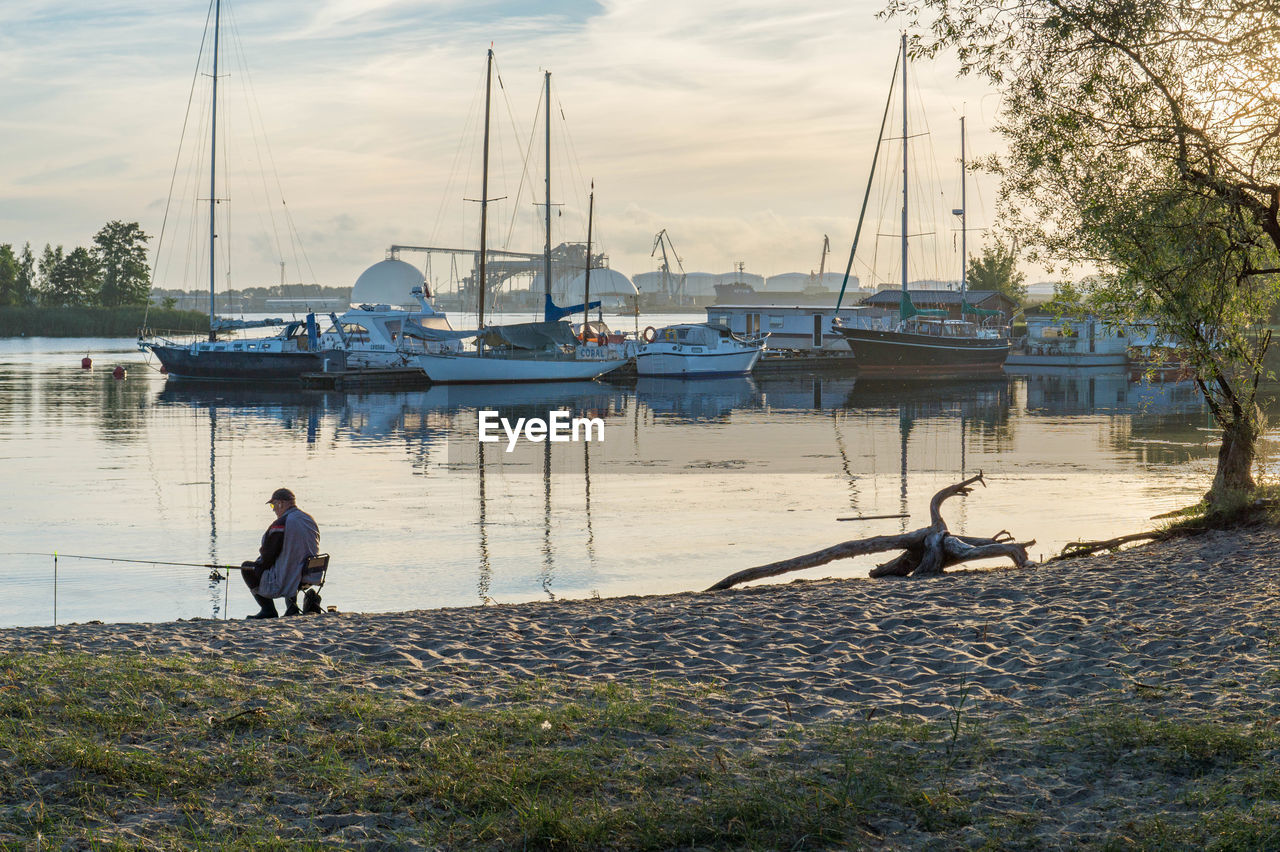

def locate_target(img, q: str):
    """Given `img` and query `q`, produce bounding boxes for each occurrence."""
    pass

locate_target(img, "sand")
[2,526,1278,726]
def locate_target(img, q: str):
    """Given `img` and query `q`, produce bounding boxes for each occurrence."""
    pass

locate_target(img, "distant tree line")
[0,221,151,308]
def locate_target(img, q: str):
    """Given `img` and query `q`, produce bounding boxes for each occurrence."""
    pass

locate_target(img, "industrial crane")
[814,234,830,279]
[806,234,831,294]
[650,229,687,302]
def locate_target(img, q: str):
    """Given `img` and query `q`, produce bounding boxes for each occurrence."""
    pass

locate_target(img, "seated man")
[241,487,320,619]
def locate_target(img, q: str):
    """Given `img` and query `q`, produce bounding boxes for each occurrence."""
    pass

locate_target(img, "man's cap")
[268,488,296,504]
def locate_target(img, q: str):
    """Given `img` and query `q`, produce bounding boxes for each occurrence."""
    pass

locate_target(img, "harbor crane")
[650,229,687,302]
[812,234,830,280]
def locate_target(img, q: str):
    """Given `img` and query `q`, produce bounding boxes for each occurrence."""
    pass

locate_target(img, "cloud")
[0,0,1007,288]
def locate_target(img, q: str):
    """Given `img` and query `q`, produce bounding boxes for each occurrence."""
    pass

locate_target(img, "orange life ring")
[642,326,657,343]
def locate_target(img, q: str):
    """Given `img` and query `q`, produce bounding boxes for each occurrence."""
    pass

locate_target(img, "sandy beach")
[4,526,1278,726]
[4,526,1280,847]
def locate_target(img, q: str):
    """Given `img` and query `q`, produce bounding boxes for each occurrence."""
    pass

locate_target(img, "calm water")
[0,329,1242,628]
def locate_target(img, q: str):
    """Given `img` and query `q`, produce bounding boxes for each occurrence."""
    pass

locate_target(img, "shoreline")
[4,525,1278,725]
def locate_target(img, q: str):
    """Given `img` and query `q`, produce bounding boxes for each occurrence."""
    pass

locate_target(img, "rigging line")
[429,63,486,250]
[554,94,592,245]
[493,53,528,248]
[226,4,286,286]
[147,0,216,322]
[836,43,900,310]
[504,81,544,252]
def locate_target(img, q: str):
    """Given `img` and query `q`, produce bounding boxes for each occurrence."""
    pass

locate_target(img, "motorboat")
[320,287,464,369]
[635,323,765,377]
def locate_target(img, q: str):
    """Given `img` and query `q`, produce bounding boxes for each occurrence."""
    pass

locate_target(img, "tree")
[16,243,36,306]
[37,244,64,304]
[93,220,151,307]
[40,245,100,307]
[0,244,16,307]
[967,240,1026,304]
[889,0,1280,510]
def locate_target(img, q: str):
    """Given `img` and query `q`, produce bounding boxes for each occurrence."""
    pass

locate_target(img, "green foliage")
[0,244,17,307]
[891,0,1280,505]
[93,221,151,307]
[12,223,153,310]
[41,246,101,307]
[967,240,1026,304]
[16,243,36,306]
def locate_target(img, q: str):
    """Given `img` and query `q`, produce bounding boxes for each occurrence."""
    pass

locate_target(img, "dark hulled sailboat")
[833,36,1010,375]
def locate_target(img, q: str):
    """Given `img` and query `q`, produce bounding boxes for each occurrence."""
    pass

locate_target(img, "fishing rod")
[3,552,242,581]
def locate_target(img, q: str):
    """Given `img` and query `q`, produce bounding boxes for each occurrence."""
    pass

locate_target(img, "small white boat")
[635,323,765,377]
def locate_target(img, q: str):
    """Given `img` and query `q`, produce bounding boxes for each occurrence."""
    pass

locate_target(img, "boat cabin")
[321,304,461,357]
[654,323,743,347]
[706,304,888,351]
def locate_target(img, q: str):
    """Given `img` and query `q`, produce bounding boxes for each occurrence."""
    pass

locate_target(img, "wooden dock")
[300,367,432,391]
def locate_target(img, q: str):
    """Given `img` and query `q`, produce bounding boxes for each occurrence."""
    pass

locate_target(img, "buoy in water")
[112,366,126,380]
[81,356,92,369]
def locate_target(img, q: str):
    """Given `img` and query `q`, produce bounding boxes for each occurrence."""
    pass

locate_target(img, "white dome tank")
[351,259,426,307]
[554,268,639,306]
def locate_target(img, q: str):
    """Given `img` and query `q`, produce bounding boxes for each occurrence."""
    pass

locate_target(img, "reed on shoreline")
[0,306,207,338]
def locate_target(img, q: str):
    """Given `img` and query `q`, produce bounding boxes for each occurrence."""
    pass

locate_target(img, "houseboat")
[705,304,888,351]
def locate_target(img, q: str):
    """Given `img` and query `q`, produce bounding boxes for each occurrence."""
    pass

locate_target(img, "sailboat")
[412,54,628,384]
[138,0,346,381]
[833,35,1010,375]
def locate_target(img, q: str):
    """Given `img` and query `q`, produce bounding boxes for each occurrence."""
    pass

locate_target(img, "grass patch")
[3,652,1280,848]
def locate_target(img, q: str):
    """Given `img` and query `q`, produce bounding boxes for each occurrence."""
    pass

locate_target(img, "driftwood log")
[1051,531,1164,561]
[707,472,1035,591]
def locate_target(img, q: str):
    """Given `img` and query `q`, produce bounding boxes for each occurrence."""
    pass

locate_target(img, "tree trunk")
[1208,411,1259,509]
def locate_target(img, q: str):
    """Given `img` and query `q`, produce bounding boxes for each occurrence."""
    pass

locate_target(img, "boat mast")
[208,0,222,341]
[900,32,908,310]
[960,114,967,305]
[544,71,552,303]
[478,48,493,329]
[584,182,594,333]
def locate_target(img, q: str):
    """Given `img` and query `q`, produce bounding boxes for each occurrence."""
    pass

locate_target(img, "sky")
[0,0,1012,294]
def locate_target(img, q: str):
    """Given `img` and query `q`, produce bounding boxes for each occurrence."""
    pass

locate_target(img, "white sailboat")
[414,53,627,384]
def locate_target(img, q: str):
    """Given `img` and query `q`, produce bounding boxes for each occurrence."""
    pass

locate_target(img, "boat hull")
[415,353,627,384]
[634,346,762,377]
[836,327,1009,374]
[145,344,347,381]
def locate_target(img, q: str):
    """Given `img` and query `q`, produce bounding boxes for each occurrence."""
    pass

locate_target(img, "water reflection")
[634,376,759,421]
[1011,365,1202,415]
[0,340,1234,627]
